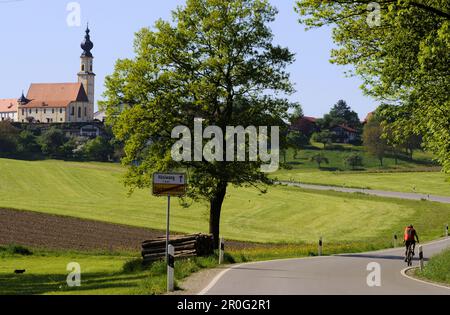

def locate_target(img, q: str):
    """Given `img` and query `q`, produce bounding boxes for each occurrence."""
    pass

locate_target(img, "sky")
[0,0,377,119]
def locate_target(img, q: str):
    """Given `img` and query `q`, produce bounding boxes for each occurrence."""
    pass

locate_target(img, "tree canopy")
[321,100,361,130]
[296,0,450,172]
[102,0,296,245]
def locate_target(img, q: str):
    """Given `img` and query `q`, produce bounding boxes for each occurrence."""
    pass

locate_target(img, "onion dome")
[81,25,94,58]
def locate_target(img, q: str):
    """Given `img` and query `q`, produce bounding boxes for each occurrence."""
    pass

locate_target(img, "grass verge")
[414,248,450,285]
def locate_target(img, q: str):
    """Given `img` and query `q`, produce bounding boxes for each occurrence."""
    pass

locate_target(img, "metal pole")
[166,194,170,262]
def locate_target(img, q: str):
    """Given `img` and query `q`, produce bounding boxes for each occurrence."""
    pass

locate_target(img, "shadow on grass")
[0,271,147,295]
[318,167,341,171]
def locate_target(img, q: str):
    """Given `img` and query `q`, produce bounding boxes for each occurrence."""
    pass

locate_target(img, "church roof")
[0,99,18,113]
[22,83,89,108]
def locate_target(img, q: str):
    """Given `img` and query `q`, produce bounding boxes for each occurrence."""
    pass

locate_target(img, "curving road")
[201,238,450,295]
[278,181,450,204]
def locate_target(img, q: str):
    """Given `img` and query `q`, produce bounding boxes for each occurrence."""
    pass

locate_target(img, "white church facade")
[0,27,96,124]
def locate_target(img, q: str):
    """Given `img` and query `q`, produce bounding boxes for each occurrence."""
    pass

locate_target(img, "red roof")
[23,83,88,108]
[0,99,18,113]
[335,124,357,133]
[303,116,317,123]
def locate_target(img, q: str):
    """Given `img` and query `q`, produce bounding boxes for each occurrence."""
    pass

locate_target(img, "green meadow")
[0,158,449,244]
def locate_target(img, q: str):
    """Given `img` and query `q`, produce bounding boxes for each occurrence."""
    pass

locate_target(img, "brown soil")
[0,208,275,252]
[0,208,164,252]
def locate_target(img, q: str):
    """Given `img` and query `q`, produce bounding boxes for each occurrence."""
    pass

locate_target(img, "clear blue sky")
[0,0,377,119]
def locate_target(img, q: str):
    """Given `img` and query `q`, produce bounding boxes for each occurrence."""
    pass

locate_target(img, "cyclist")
[404,225,419,262]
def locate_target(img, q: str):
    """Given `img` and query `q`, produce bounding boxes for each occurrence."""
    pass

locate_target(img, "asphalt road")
[202,238,450,295]
[279,181,450,204]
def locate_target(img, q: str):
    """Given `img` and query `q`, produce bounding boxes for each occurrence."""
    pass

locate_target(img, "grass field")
[415,248,450,285]
[1,158,449,244]
[274,170,450,196]
[0,245,221,295]
[283,143,437,171]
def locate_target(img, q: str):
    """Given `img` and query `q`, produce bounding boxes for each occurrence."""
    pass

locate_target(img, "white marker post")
[318,236,323,256]
[167,244,174,292]
[219,237,225,264]
[418,245,424,271]
[393,234,398,248]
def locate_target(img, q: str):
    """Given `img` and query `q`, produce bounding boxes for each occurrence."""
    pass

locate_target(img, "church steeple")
[78,24,95,122]
[80,24,94,58]
[18,91,30,105]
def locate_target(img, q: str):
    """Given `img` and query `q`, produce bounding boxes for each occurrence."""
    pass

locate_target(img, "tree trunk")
[209,181,228,249]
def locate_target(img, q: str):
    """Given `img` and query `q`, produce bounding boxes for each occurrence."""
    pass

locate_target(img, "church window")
[71,107,74,116]
[82,64,85,71]
[78,107,81,118]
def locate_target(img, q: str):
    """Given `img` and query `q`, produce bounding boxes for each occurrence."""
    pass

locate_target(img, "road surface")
[278,181,450,204]
[201,238,450,295]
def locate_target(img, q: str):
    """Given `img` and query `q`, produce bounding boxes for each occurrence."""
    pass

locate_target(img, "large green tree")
[322,100,361,130]
[296,0,450,172]
[102,0,295,246]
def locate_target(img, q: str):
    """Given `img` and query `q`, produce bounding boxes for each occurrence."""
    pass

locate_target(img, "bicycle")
[405,242,415,266]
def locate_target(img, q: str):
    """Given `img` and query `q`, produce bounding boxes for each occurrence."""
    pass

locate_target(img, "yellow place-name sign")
[152,173,187,197]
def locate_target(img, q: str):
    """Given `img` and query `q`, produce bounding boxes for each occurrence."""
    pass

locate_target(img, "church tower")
[78,25,95,121]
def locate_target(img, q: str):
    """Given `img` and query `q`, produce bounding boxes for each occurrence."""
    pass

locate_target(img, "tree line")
[0,121,122,162]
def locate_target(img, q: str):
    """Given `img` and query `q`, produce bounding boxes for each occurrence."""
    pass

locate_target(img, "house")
[0,99,18,121]
[94,110,106,122]
[290,116,319,136]
[330,125,358,144]
[2,26,96,124]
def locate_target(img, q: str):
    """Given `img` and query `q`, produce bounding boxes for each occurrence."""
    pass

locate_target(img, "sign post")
[152,173,186,292]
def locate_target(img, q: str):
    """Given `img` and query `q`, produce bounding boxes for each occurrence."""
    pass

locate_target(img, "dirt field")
[0,208,266,252]
[0,208,168,251]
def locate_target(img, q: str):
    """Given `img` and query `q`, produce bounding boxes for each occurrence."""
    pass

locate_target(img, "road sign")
[152,173,186,197]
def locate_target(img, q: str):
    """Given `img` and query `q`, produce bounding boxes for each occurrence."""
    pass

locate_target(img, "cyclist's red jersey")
[404,227,416,241]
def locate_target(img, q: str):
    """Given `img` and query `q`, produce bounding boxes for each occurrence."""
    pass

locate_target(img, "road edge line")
[401,267,450,291]
[198,263,244,295]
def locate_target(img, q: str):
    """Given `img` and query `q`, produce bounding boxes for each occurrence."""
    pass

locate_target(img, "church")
[0,27,95,123]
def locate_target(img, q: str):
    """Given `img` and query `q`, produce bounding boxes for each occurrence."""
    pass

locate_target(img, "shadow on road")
[337,254,429,262]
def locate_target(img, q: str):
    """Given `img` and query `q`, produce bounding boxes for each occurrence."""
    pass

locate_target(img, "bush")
[122,258,145,273]
[83,137,113,161]
[310,153,329,168]
[0,245,33,256]
[0,121,19,156]
[37,127,67,157]
[344,153,363,170]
